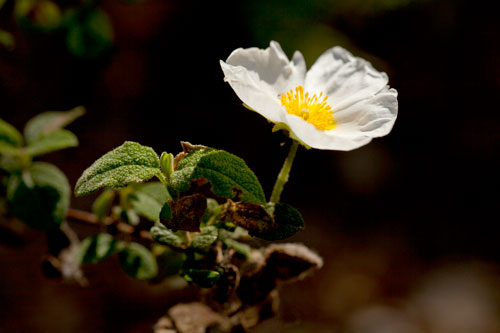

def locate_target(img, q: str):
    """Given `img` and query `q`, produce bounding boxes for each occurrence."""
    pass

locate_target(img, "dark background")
[1,0,499,331]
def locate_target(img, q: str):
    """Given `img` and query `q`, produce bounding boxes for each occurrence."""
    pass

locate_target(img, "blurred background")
[1,0,499,331]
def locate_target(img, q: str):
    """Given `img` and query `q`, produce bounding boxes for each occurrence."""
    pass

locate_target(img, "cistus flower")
[220,41,398,151]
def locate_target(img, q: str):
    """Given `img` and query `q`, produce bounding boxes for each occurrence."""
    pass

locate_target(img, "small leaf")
[24,106,85,144]
[160,152,174,179]
[170,148,266,205]
[159,202,172,221]
[221,201,305,240]
[0,141,21,156]
[76,233,118,264]
[7,162,70,231]
[0,29,15,50]
[66,8,113,58]
[181,269,220,288]
[91,189,115,220]
[75,141,160,196]
[0,118,23,147]
[118,242,158,280]
[224,239,251,258]
[151,222,183,247]
[24,129,78,157]
[254,202,305,240]
[131,182,170,222]
[191,226,218,251]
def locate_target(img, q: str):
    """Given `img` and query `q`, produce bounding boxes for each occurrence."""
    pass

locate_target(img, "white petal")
[220,41,306,123]
[285,114,372,151]
[333,87,398,137]
[305,46,389,111]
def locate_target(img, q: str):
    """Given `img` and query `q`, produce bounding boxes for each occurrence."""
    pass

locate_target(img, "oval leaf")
[131,182,170,222]
[171,148,265,204]
[91,189,115,220]
[7,162,70,231]
[24,129,78,157]
[118,242,158,280]
[76,233,118,264]
[150,222,183,247]
[0,118,23,147]
[75,141,160,196]
[191,226,218,251]
[24,107,85,144]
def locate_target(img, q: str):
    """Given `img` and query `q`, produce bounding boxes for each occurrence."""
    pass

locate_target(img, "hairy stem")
[270,140,299,203]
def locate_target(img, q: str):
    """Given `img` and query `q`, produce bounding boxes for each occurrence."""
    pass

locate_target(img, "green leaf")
[0,29,15,50]
[76,233,118,264]
[0,118,23,147]
[0,142,21,156]
[171,148,266,205]
[159,202,172,221]
[223,238,251,258]
[253,202,305,240]
[24,129,78,157]
[160,152,174,179]
[118,242,158,280]
[91,189,115,220]
[7,162,70,231]
[181,269,220,288]
[191,226,217,251]
[131,182,170,222]
[66,8,113,58]
[23,106,85,144]
[150,222,183,247]
[75,141,160,196]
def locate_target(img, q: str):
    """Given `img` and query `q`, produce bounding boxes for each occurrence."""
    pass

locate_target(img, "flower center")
[280,86,336,131]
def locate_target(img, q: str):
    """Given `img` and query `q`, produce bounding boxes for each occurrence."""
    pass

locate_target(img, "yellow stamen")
[280,86,336,131]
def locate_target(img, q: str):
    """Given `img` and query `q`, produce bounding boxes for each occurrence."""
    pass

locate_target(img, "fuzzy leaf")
[7,162,70,231]
[0,118,23,147]
[181,269,220,288]
[191,226,218,251]
[254,202,305,240]
[131,182,170,222]
[224,238,251,258]
[24,129,78,156]
[151,222,183,247]
[170,148,265,205]
[76,233,118,264]
[23,107,85,144]
[221,201,304,240]
[118,242,158,280]
[91,189,115,220]
[75,141,160,196]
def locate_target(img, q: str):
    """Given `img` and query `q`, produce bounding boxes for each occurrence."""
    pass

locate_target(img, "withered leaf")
[163,193,206,232]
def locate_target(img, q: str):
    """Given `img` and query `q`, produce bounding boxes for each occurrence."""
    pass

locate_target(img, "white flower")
[220,41,398,151]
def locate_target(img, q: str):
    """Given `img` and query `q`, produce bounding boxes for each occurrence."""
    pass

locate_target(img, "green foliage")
[23,107,85,144]
[191,226,218,251]
[171,148,266,205]
[151,222,183,247]
[66,8,114,58]
[15,0,62,31]
[131,182,170,222]
[76,233,118,264]
[0,118,23,147]
[160,152,174,179]
[91,189,115,220]
[24,129,78,157]
[0,29,14,49]
[181,269,220,288]
[74,141,161,196]
[252,202,305,240]
[223,238,251,258]
[7,162,70,231]
[118,242,158,280]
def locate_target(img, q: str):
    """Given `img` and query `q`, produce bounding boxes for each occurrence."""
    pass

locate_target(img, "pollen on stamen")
[280,86,336,131]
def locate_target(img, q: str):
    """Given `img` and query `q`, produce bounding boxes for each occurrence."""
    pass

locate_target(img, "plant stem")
[270,140,299,203]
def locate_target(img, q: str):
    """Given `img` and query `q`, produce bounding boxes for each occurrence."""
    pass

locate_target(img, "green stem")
[270,140,299,203]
